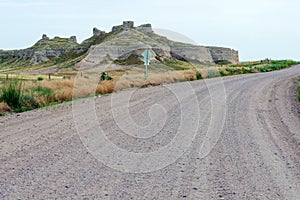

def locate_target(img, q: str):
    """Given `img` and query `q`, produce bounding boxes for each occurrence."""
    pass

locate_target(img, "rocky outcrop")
[209,47,239,64]
[0,34,88,65]
[136,24,153,34]
[123,21,134,29]
[112,21,153,33]
[42,34,49,40]
[30,51,50,64]
[0,21,239,67]
[69,36,77,43]
[93,27,105,36]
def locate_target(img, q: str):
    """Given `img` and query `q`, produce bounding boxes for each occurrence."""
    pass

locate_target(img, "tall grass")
[0,78,23,109]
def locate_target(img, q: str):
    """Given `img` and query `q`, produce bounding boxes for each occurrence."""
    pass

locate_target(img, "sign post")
[142,49,152,79]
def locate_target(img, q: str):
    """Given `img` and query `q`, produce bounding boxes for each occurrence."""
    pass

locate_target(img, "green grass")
[219,60,300,76]
[0,77,58,113]
[259,60,299,72]
[163,58,194,70]
[0,78,23,109]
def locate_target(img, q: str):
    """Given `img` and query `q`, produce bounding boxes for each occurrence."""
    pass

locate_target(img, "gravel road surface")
[1,65,300,199]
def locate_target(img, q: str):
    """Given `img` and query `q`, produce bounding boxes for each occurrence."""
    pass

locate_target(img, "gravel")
[1,65,300,199]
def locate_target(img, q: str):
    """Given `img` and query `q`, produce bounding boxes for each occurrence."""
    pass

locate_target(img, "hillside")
[0,21,239,73]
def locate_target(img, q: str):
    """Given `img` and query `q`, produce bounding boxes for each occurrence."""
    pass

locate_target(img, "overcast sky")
[0,0,299,61]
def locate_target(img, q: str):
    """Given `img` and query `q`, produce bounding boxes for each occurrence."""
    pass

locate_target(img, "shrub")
[37,77,44,81]
[0,78,23,109]
[196,71,202,80]
[226,67,240,74]
[219,70,227,76]
[207,70,220,78]
[100,72,113,81]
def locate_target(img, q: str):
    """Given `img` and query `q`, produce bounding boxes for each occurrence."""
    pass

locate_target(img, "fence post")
[48,74,51,80]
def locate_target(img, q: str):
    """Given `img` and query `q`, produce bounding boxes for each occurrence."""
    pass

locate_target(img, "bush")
[37,77,44,81]
[0,78,23,109]
[207,70,220,78]
[219,70,227,76]
[226,67,240,74]
[100,72,113,81]
[196,71,202,80]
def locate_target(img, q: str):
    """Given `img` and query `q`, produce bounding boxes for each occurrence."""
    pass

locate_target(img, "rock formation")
[0,21,239,67]
[80,21,239,67]
[93,27,105,36]
[69,36,77,43]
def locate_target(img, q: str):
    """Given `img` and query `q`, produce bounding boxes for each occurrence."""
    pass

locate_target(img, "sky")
[0,0,299,61]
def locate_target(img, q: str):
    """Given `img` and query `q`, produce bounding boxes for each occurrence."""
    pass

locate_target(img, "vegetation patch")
[0,78,23,109]
[0,59,299,115]
[114,54,143,65]
[163,58,194,70]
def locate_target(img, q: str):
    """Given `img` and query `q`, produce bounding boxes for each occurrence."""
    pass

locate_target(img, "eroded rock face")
[170,46,213,63]
[209,47,239,64]
[30,51,50,64]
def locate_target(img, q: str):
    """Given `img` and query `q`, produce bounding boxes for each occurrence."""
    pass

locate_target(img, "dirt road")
[1,65,300,199]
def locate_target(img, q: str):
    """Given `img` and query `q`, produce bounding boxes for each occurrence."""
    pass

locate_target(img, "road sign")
[141,49,152,79]
[142,49,152,60]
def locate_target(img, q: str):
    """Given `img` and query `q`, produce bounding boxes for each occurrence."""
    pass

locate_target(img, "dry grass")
[0,101,11,114]
[1,69,201,113]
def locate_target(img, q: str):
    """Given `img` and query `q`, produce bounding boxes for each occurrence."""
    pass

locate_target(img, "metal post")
[145,63,148,79]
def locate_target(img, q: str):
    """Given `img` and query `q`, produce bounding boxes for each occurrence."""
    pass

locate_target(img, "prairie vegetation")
[0,59,299,114]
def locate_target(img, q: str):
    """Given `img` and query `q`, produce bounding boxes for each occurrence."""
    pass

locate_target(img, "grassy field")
[0,59,299,115]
